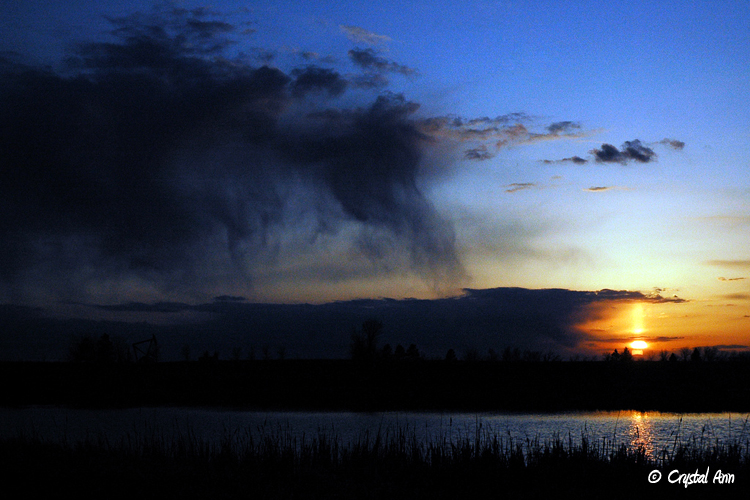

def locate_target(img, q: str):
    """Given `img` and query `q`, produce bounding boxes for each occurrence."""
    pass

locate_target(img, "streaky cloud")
[340,25,392,45]
[505,183,536,193]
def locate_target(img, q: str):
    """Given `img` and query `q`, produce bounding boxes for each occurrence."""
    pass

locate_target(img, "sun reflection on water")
[626,411,656,460]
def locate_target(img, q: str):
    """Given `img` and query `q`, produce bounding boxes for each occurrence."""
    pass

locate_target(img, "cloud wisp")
[340,25,392,45]
[419,115,586,161]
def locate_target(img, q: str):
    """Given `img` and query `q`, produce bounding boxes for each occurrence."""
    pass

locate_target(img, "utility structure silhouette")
[132,334,159,363]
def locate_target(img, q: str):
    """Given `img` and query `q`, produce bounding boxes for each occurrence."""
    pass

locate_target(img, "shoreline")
[3,359,750,412]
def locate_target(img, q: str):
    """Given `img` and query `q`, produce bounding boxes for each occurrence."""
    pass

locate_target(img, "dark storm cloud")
[591,140,656,164]
[73,287,686,360]
[0,8,465,297]
[290,66,348,96]
[0,286,689,360]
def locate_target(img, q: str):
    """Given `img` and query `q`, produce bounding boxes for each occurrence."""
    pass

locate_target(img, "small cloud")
[591,140,656,164]
[348,48,416,76]
[540,156,588,165]
[718,277,746,281]
[707,260,750,268]
[565,156,588,164]
[340,25,392,45]
[584,186,613,192]
[505,183,535,193]
[658,138,685,150]
[721,293,750,301]
[464,145,494,161]
[546,121,581,134]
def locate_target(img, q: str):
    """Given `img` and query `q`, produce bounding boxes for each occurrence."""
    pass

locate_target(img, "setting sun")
[630,340,648,356]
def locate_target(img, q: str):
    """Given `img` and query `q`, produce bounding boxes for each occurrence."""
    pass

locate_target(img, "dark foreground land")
[2,414,749,499]
[3,360,750,498]
[3,359,750,411]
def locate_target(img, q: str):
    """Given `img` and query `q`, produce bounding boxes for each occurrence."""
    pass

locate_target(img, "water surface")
[2,407,748,459]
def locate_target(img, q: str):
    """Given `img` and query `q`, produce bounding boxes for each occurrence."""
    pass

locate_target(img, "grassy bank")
[3,421,749,499]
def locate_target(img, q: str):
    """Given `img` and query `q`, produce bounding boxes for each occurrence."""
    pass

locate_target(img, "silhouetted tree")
[502,346,521,363]
[199,350,219,362]
[405,343,420,361]
[69,334,119,364]
[522,350,541,363]
[464,348,480,362]
[445,349,457,362]
[659,350,670,362]
[680,347,692,362]
[277,345,286,360]
[487,348,499,362]
[542,351,562,363]
[231,346,243,361]
[691,347,702,363]
[350,319,383,364]
[702,346,719,362]
[669,353,678,363]
[381,343,393,360]
[181,343,192,361]
[394,344,405,360]
[621,347,633,362]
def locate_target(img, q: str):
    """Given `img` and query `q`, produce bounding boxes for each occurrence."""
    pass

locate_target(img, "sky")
[1,0,749,360]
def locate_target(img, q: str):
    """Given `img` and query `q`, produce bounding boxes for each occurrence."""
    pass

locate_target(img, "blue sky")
[1,0,749,357]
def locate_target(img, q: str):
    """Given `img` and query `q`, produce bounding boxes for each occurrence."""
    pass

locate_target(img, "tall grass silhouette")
[3,417,749,498]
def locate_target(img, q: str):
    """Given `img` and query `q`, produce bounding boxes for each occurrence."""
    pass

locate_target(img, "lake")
[2,407,749,461]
